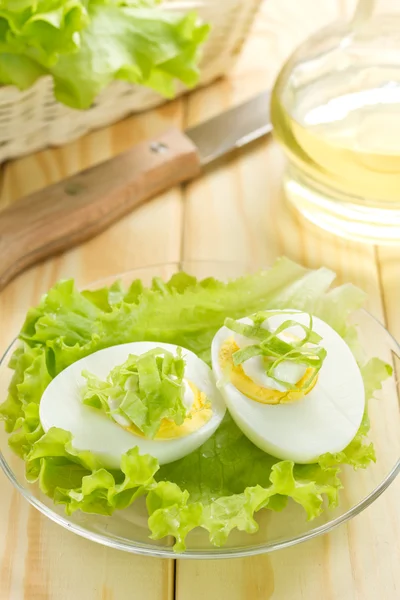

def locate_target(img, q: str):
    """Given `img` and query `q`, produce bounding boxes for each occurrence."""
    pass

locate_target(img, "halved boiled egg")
[40,342,226,468]
[211,310,365,463]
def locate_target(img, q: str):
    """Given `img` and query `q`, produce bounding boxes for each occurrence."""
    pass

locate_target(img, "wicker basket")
[0,0,262,162]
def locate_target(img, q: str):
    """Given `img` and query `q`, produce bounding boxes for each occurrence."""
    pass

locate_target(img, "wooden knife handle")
[0,128,201,291]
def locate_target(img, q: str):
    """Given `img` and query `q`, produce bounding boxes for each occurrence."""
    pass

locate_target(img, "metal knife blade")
[186,90,272,165]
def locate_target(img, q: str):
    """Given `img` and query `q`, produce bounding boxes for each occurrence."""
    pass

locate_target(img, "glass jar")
[271,0,400,244]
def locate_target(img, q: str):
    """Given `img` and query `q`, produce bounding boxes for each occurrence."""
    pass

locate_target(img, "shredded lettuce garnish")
[0,257,393,552]
[225,312,327,391]
[82,348,187,438]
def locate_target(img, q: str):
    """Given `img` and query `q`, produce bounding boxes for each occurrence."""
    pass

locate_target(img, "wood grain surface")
[0,1,399,599]
[0,128,200,291]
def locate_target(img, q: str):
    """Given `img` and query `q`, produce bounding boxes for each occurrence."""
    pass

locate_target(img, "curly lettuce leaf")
[153,413,343,548]
[27,427,159,514]
[0,257,393,551]
[0,53,47,87]
[0,0,89,68]
[51,4,209,108]
[147,481,203,552]
[0,0,209,108]
[19,257,342,374]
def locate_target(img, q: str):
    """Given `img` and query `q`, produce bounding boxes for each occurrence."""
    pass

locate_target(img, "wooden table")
[1,1,399,598]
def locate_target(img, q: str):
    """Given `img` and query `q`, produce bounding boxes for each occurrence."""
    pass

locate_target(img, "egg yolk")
[124,381,212,440]
[219,339,318,405]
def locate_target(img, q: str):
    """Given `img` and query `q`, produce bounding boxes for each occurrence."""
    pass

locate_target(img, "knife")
[0,90,272,291]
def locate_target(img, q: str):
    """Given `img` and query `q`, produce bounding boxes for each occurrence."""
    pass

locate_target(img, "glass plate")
[0,261,399,559]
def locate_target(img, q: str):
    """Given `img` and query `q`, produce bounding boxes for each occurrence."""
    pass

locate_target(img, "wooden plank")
[376,246,400,346]
[0,102,183,600]
[0,127,201,291]
[177,0,400,598]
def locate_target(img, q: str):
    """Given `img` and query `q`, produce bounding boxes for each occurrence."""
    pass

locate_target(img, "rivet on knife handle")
[0,128,201,291]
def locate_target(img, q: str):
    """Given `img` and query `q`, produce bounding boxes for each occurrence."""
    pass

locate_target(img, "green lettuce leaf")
[26,427,159,515]
[51,4,209,109]
[147,481,203,552]
[19,257,341,374]
[0,0,209,108]
[0,258,393,551]
[0,53,47,87]
[0,1,88,63]
[153,412,343,548]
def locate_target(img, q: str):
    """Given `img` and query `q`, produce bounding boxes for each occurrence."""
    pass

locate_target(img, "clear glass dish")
[0,261,399,558]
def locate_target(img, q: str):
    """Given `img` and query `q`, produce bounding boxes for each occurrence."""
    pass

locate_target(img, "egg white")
[40,341,226,468]
[211,310,365,463]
